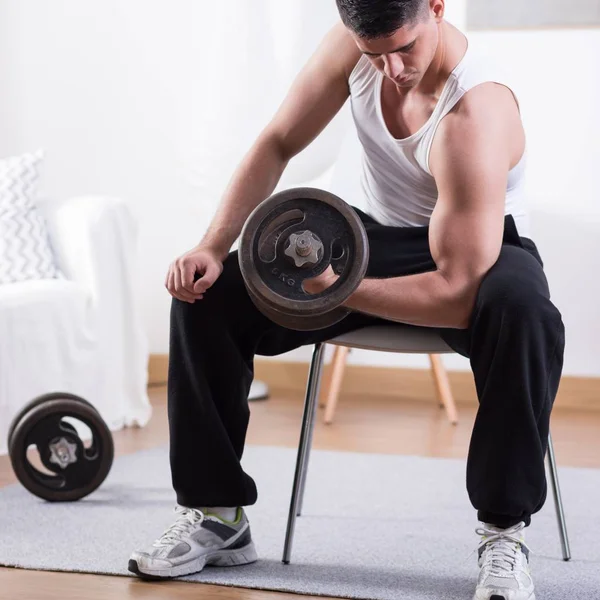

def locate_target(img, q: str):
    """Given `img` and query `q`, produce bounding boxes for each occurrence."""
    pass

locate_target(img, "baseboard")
[148,354,600,412]
[148,354,169,386]
[253,359,480,405]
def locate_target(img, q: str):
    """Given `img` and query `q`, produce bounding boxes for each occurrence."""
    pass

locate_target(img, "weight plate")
[9,398,114,502]
[246,279,351,330]
[239,188,369,329]
[8,392,101,451]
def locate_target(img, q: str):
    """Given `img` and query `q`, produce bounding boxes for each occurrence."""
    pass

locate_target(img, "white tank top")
[348,44,530,237]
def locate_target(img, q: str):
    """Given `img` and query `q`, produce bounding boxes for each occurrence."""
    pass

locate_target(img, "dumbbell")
[239,187,369,331]
[8,392,114,501]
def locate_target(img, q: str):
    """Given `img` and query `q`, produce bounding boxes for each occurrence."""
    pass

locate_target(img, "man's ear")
[431,0,445,22]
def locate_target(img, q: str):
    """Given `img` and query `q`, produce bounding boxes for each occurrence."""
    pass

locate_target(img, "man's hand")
[302,265,338,295]
[165,245,224,303]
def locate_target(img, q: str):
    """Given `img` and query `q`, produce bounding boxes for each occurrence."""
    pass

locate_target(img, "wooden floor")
[2,383,599,599]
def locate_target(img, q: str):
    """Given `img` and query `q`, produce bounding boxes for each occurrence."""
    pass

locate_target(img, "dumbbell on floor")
[8,392,114,502]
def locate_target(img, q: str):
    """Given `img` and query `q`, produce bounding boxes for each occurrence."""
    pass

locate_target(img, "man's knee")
[170,252,246,321]
[493,286,559,320]
[474,244,562,322]
[476,273,564,335]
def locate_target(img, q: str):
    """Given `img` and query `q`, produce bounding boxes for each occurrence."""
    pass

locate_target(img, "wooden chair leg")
[322,345,350,425]
[319,344,342,408]
[429,354,458,425]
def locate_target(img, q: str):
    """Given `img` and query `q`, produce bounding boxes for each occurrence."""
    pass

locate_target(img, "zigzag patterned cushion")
[0,150,62,284]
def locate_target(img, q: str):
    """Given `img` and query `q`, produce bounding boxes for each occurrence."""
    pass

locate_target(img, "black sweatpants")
[167,210,565,529]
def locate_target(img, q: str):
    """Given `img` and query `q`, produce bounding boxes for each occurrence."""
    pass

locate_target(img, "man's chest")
[379,79,440,140]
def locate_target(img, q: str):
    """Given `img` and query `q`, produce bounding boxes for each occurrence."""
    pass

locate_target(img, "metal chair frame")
[282,341,572,564]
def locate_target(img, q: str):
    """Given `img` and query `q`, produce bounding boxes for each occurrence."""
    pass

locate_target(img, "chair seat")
[330,324,454,354]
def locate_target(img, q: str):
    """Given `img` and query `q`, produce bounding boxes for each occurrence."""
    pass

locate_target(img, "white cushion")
[0,278,88,308]
[0,150,62,285]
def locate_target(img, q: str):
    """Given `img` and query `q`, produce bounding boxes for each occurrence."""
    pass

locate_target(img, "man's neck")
[412,21,467,99]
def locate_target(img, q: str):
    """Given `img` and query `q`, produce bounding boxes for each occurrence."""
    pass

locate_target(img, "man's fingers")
[168,269,189,302]
[193,262,221,294]
[166,269,175,294]
[174,267,198,303]
[181,261,198,293]
[166,249,222,302]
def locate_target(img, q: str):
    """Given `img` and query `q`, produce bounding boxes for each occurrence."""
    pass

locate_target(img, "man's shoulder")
[325,22,363,83]
[451,82,520,121]
[431,82,525,178]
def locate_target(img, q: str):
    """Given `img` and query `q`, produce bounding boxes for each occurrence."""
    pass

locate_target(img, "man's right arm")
[199,21,361,261]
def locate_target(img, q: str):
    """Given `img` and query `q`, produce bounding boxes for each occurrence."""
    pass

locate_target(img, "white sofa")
[0,195,152,455]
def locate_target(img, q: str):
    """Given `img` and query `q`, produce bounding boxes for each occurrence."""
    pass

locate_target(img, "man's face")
[351,12,439,89]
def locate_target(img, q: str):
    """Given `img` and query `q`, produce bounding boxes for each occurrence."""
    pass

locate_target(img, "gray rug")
[0,444,598,599]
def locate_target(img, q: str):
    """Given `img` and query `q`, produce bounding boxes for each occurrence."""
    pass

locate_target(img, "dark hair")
[336,0,428,39]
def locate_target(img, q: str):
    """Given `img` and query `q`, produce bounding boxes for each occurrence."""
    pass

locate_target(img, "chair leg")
[323,345,350,425]
[297,346,327,516]
[282,342,326,565]
[428,354,459,425]
[546,432,572,561]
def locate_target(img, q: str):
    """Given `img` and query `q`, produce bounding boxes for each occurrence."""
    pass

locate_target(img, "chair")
[320,346,458,425]
[282,324,572,564]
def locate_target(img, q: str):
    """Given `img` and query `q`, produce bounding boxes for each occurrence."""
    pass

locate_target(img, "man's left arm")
[337,84,522,329]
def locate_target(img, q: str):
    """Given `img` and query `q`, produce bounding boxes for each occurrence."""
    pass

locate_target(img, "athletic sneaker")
[473,521,535,600]
[128,506,257,579]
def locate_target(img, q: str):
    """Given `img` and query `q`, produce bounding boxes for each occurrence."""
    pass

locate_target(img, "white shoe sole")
[129,541,258,579]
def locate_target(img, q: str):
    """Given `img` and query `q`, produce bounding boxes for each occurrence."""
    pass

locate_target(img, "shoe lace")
[153,506,205,548]
[474,522,531,578]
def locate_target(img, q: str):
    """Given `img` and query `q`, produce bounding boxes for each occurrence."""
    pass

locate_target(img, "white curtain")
[0,0,354,354]
[109,0,349,206]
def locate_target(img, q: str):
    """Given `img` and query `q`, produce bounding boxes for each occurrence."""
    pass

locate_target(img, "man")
[129,1,565,599]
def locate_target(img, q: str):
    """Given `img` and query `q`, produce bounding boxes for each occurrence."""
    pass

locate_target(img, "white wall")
[1,1,598,376]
